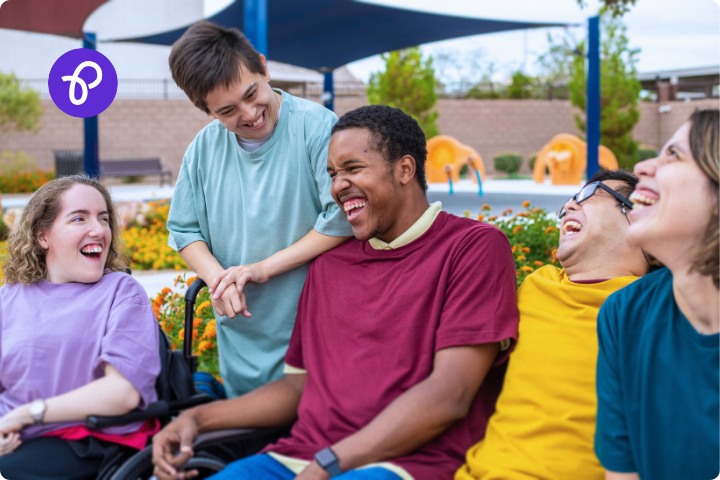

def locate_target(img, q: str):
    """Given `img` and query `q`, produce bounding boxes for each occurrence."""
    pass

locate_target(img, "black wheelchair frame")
[90,278,289,480]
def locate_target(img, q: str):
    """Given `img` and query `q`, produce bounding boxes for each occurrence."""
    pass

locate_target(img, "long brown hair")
[688,109,719,288]
[2,175,128,285]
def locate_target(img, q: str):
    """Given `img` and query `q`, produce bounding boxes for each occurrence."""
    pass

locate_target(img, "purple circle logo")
[49,48,118,118]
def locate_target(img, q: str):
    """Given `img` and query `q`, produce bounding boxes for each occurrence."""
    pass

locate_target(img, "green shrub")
[528,153,538,171]
[494,152,523,175]
[636,148,657,162]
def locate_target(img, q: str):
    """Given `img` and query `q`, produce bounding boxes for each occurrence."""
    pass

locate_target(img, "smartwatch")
[315,447,343,478]
[29,399,46,425]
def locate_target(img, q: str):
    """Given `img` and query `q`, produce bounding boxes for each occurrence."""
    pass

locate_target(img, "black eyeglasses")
[557,181,634,219]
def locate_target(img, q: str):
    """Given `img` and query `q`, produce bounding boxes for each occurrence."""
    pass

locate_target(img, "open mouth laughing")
[629,190,659,210]
[80,244,103,260]
[562,219,583,236]
[343,198,367,221]
[244,110,266,130]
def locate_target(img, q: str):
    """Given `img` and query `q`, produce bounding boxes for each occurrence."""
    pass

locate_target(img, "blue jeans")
[208,453,402,480]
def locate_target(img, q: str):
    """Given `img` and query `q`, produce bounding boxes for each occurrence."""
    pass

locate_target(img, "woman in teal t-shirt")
[595,109,719,480]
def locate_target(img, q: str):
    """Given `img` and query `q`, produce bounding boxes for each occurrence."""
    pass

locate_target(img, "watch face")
[316,448,335,466]
[30,400,44,416]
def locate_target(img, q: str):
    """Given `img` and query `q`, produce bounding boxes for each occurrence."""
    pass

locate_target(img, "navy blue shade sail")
[113,0,566,70]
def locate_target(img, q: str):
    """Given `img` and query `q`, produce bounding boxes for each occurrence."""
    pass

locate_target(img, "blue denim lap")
[207,454,402,480]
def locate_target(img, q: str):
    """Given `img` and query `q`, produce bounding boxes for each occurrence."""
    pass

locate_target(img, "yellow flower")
[196,301,212,316]
[521,266,534,273]
[522,200,531,208]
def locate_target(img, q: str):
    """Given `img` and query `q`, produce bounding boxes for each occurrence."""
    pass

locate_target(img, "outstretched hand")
[152,413,199,480]
[208,263,270,319]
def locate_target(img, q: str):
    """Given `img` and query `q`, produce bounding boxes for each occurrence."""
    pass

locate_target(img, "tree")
[576,0,637,17]
[368,47,440,138]
[570,15,642,170]
[0,72,43,146]
[508,70,536,99]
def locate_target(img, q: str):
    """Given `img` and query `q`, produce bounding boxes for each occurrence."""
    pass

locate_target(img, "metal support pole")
[586,16,601,180]
[83,32,100,178]
[322,71,334,112]
[244,0,268,56]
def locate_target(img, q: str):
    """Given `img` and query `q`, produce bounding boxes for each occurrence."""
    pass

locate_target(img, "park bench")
[100,158,173,186]
[53,151,173,186]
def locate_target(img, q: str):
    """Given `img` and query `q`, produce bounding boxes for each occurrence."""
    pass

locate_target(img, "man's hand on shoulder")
[209,263,271,318]
[152,412,200,480]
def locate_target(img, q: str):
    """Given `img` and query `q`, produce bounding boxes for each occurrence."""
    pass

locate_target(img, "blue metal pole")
[244,0,268,56]
[475,169,483,197]
[586,16,601,180]
[83,32,99,178]
[322,71,334,111]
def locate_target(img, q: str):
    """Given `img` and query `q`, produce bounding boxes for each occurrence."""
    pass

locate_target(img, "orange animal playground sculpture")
[426,135,486,185]
[533,134,619,185]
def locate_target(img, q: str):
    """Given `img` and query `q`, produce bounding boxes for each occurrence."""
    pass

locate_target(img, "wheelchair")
[92,278,290,479]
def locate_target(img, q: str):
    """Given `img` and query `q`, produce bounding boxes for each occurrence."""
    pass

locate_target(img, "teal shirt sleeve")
[304,110,353,237]
[167,149,209,252]
[595,296,636,473]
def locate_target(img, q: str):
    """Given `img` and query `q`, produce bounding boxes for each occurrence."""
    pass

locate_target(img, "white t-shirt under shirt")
[236,103,282,152]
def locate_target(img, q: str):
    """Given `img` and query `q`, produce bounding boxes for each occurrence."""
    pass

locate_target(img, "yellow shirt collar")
[368,202,442,250]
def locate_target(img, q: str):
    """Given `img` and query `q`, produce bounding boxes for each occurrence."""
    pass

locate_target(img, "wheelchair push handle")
[183,278,208,371]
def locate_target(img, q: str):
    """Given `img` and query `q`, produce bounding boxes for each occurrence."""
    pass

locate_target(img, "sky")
[340,0,720,83]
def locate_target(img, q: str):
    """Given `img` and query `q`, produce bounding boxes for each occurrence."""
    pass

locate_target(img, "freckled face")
[205,59,280,140]
[327,129,401,242]
[37,184,112,284]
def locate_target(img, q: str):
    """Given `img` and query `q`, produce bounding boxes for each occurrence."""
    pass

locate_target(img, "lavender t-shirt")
[0,271,160,439]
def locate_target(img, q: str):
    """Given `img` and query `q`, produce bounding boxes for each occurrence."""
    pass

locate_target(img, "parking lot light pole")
[83,32,100,178]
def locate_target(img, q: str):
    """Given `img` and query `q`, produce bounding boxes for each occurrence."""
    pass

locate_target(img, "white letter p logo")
[61,61,103,106]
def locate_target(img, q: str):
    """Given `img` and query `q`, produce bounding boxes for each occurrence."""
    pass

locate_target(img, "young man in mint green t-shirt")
[166,21,351,398]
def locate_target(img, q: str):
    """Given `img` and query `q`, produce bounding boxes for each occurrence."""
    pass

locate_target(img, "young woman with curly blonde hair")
[0,176,160,478]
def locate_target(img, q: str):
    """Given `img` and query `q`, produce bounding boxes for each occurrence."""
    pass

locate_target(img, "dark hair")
[169,21,266,114]
[331,105,428,192]
[688,109,719,288]
[2,175,128,285]
[586,168,638,199]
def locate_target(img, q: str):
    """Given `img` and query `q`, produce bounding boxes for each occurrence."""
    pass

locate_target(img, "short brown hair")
[2,176,128,285]
[169,21,266,114]
[688,109,719,288]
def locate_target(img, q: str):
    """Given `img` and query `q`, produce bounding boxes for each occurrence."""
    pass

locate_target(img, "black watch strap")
[315,447,343,477]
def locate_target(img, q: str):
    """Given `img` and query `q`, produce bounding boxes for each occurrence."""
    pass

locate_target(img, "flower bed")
[153,274,219,378]
[122,200,188,271]
[0,170,55,193]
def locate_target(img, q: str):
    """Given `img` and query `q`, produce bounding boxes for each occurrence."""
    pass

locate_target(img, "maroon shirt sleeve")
[435,224,519,365]
[284,265,309,371]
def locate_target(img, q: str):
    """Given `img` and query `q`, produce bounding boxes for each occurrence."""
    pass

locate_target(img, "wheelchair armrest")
[86,393,214,430]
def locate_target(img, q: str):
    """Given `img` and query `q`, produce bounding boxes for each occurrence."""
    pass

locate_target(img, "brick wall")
[3,97,718,180]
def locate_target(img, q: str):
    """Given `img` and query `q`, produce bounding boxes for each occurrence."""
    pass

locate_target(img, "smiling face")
[205,57,280,140]
[556,179,635,269]
[37,184,112,284]
[628,122,716,266]
[328,128,411,242]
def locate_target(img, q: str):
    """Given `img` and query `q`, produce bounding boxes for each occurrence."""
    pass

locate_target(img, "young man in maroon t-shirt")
[152,106,519,480]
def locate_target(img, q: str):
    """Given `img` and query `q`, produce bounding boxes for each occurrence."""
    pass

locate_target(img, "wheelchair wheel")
[108,447,226,480]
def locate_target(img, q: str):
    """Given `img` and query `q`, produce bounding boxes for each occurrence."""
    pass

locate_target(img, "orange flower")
[521,266,534,273]
[196,301,212,316]
[161,287,172,295]
[193,317,203,328]
[477,214,485,221]
[198,340,215,354]
[513,225,523,234]
[545,226,555,234]
[506,208,513,214]
[186,276,198,286]
[488,216,498,221]
[517,255,527,261]
[534,260,544,267]
[192,328,199,341]
[482,204,492,211]
[516,270,521,277]
[202,319,217,339]
[521,247,531,253]
[512,245,519,253]
[178,327,184,340]
[551,248,558,261]
[522,200,531,208]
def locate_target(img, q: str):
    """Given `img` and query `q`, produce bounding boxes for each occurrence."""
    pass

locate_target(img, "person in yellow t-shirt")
[457,169,652,480]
